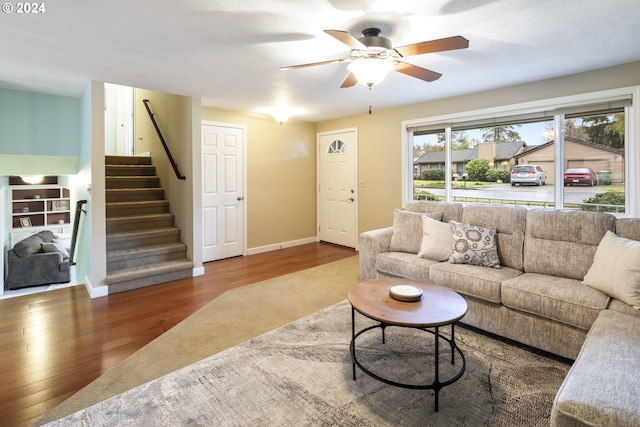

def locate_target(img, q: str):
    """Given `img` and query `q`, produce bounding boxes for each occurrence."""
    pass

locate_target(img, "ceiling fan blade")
[280,58,347,71]
[395,35,469,57]
[324,29,367,50]
[340,73,358,88]
[394,62,442,82]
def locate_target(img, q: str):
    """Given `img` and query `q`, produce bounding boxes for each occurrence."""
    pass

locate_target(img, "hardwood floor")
[0,242,356,427]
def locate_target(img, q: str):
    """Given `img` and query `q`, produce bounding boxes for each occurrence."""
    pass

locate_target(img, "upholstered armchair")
[5,230,71,290]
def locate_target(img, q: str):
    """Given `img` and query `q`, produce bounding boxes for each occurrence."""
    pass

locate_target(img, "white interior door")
[202,122,246,262]
[318,128,358,248]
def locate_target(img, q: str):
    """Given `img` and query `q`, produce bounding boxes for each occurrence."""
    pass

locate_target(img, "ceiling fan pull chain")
[368,86,373,115]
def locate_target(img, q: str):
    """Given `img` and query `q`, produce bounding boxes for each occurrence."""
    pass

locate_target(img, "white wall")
[77,81,107,298]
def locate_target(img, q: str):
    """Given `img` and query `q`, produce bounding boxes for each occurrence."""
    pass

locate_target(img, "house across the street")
[414,137,624,185]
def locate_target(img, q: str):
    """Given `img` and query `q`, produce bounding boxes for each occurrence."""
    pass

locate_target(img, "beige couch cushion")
[376,252,436,282]
[607,299,640,318]
[523,209,616,280]
[583,231,640,309]
[551,310,640,427]
[429,262,522,304]
[389,209,442,254]
[405,201,463,223]
[502,273,609,330]
[615,217,640,241]
[460,204,527,270]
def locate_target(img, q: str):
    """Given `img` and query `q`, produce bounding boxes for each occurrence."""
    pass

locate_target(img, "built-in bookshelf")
[9,185,72,246]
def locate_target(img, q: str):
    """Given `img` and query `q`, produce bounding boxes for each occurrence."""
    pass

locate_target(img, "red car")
[564,168,598,186]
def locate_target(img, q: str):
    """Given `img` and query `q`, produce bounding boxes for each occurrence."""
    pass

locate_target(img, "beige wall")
[133,89,198,264]
[200,108,317,250]
[317,61,640,234]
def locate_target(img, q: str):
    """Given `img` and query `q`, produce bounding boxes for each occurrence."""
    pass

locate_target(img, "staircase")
[104,155,193,294]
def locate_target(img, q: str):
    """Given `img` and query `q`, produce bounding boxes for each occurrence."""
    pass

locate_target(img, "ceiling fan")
[280,28,469,88]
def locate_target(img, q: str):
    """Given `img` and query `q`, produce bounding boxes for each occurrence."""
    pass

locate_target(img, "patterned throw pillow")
[449,221,501,268]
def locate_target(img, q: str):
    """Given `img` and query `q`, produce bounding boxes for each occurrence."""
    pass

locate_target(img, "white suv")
[510,165,547,186]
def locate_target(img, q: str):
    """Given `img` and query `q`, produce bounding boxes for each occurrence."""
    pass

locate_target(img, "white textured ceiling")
[1,0,639,121]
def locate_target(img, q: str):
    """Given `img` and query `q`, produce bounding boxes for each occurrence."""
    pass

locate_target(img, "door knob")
[237,196,244,201]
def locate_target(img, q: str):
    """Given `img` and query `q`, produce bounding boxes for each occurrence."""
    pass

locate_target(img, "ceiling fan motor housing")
[357,28,394,55]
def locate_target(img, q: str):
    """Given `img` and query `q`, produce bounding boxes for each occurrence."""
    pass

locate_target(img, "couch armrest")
[359,226,393,281]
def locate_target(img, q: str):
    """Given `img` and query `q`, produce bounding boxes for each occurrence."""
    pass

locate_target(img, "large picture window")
[405,90,633,215]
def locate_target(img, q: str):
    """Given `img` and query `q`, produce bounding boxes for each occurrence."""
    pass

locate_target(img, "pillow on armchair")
[41,242,70,258]
[13,234,45,258]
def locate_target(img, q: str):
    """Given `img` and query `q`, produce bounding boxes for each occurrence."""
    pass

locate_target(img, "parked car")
[564,167,598,186]
[510,165,547,186]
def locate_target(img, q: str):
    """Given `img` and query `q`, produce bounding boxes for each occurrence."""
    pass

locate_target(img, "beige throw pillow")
[417,215,452,261]
[389,209,443,254]
[583,231,640,309]
[449,220,501,268]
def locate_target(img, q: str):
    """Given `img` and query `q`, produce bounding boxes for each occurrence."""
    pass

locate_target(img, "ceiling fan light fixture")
[348,58,394,87]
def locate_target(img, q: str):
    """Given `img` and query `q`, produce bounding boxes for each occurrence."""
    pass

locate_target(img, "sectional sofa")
[359,201,640,427]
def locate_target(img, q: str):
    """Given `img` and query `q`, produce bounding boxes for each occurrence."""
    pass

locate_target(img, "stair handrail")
[142,99,187,180]
[69,199,87,266]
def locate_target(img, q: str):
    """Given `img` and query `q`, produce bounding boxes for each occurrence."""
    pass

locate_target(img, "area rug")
[43,300,570,426]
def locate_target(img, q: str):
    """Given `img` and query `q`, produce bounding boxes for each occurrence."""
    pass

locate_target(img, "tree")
[413,142,429,158]
[543,114,625,149]
[480,125,522,143]
[465,159,490,181]
[582,113,625,149]
[434,130,478,150]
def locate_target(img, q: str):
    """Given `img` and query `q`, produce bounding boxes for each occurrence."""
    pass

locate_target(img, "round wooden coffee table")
[348,278,468,412]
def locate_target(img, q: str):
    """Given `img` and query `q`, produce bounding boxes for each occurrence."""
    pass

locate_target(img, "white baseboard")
[192,266,205,276]
[247,236,318,256]
[85,276,109,299]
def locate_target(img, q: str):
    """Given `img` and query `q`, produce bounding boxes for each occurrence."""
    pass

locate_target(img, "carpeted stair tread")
[106,200,170,217]
[106,188,165,202]
[106,242,187,263]
[106,176,161,189]
[106,155,152,165]
[106,165,157,176]
[107,227,181,242]
[106,213,174,225]
[104,260,194,285]
[106,228,181,251]
[106,200,169,208]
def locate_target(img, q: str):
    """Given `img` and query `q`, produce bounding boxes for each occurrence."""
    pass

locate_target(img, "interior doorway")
[104,83,134,156]
[201,122,247,262]
[317,128,358,248]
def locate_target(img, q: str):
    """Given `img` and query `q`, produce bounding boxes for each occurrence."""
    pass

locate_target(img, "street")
[423,183,618,204]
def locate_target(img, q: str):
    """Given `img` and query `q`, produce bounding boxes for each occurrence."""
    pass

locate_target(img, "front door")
[201,122,246,262]
[318,128,358,248]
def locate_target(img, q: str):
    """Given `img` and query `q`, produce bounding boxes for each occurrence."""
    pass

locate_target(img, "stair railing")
[69,199,87,266]
[142,99,187,180]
